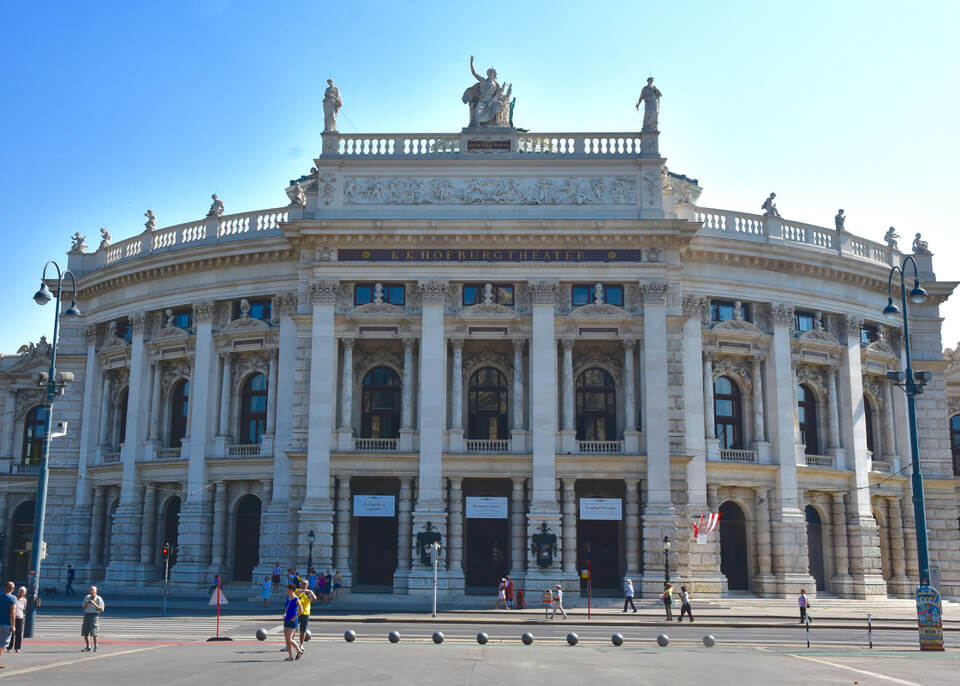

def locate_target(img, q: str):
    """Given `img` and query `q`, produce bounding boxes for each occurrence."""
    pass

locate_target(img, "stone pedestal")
[104,503,143,585]
[336,428,353,452]
[399,428,415,452]
[510,429,527,454]
[406,506,448,595]
[254,499,292,583]
[524,508,570,598]
[447,428,464,453]
[297,501,334,572]
[624,430,640,455]
[770,509,816,598]
[705,438,720,462]
[639,505,676,597]
[560,430,576,455]
[846,514,888,599]
[170,501,214,587]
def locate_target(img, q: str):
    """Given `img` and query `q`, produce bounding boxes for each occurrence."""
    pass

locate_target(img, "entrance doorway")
[163,496,181,569]
[354,517,397,587]
[8,501,34,581]
[577,519,621,592]
[233,495,261,581]
[805,505,826,591]
[465,518,509,590]
[719,501,749,591]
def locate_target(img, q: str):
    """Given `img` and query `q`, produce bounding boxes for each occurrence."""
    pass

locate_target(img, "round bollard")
[477,632,489,645]
[611,633,624,647]
[255,628,267,641]
[702,634,716,648]
[656,633,669,647]
[344,630,356,643]
[566,632,579,646]
[303,629,312,642]
[521,632,534,645]
[388,631,400,643]
[432,631,444,644]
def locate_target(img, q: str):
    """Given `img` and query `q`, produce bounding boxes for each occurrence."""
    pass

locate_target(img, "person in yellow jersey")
[295,579,317,651]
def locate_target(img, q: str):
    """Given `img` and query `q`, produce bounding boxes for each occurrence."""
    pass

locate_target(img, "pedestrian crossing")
[30,616,256,642]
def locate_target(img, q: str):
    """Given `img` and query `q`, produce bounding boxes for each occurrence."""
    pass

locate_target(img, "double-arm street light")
[24,261,81,638]
[883,256,931,587]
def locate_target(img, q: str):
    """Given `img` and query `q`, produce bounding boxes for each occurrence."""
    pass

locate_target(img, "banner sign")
[916,584,945,651]
[353,494,395,517]
[466,496,508,519]
[579,498,622,521]
[338,248,643,263]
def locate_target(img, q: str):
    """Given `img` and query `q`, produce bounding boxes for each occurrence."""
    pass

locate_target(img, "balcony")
[578,440,624,454]
[719,449,757,463]
[227,444,262,458]
[9,463,41,475]
[804,454,834,468]
[354,438,399,452]
[155,447,182,460]
[102,452,121,464]
[870,459,892,474]
[465,439,510,453]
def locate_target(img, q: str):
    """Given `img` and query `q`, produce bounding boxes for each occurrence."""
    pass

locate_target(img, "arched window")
[116,389,128,446]
[576,368,616,441]
[170,380,189,446]
[239,373,268,444]
[468,367,508,440]
[864,395,875,455]
[797,385,819,454]
[950,415,960,476]
[361,367,401,438]
[714,376,743,449]
[22,406,48,464]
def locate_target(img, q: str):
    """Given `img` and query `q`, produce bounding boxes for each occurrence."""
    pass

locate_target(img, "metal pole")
[432,543,439,619]
[162,546,169,617]
[868,613,873,649]
[805,613,810,648]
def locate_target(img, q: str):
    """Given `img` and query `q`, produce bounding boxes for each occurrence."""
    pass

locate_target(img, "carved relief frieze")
[624,283,643,315]
[567,303,630,321]
[310,280,339,305]
[458,302,519,320]
[160,359,193,398]
[317,173,337,206]
[712,355,752,389]
[14,389,46,419]
[354,350,404,383]
[573,346,623,384]
[342,175,637,206]
[231,351,271,388]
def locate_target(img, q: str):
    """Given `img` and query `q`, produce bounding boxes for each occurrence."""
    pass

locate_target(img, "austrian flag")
[693,512,721,544]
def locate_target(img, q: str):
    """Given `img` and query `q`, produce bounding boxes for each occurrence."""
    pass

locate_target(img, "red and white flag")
[693,512,721,544]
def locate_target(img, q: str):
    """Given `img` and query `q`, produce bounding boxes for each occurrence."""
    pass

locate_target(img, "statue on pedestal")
[98,228,111,250]
[207,193,224,217]
[70,232,87,253]
[635,77,662,132]
[462,55,512,128]
[884,226,900,250]
[913,232,931,255]
[834,209,845,232]
[761,193,780,217]
[323,79,343,133]
[144,209,157,231]
[290,181,306,207]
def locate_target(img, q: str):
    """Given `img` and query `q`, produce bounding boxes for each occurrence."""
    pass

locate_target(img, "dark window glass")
[951,415,960,476]
[173,310,192,330]
[22,405,48,464]
[240,373,268,444]
[463,285,480,306]
[710,301,751,322]
[468,367,508,440]
[355,284,404,306]
[249,300,271,321]
[116,318,133,343]
[387,285,405,306]
[170,380,189,446]
[572,284,624,308]
[361,366,401,439]
[117,389,128,445]
[575,368,616,441]
[462,284,514,307]
[797,385,819,454]
[795,311,816,332]
[864,395,875,454]
[714,376,743,449]
[861,325,878,344]
[355,285,373,305]
[605,286,624,307]
[572,286,591,307]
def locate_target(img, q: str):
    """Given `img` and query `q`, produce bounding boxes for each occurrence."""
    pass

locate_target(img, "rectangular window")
[172,309,192,330]
[710,300,751,323]
[234,299,272,321]
[795,311,816,332]
[116,317,133,343]
[355,283,405,306]
[861,324,878,344]
[572,284,624,307]
[462,283,514,306]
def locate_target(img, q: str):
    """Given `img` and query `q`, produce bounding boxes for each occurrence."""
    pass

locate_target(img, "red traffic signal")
[161,545,170,557]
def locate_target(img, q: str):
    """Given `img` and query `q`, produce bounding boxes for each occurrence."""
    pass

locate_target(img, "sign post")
[915,584,944,651]
[206,579,231,642]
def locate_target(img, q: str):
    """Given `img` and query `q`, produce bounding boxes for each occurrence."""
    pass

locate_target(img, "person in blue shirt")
[66,564,76,597]
[282,584,304,661]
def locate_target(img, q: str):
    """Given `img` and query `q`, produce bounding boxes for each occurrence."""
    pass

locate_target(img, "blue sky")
[2,1,958,353]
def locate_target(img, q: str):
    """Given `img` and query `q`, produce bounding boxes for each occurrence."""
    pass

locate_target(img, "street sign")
[208,589,229,606]
[915,584,944,651]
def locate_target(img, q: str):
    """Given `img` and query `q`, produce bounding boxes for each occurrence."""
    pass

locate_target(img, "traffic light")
[161,542,170,562]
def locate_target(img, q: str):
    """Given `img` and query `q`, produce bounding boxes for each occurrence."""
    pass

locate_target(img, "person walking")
[281,584,304,661]
[798,589,811,624]
[261,576,272,607]
[65,564,76,597]
[5,587,25,652]
[272,563,282,592]
[0,581,15,668]
[81,585,105,652]
[678,585,694,622]
[504,575,514,609]
[661,582,674,621]
[295,580,317,651]
[331,570,343,602]
[622,578,637,613]
[542,588,553,619]
[551,584,567,620]
[494,579,509,610]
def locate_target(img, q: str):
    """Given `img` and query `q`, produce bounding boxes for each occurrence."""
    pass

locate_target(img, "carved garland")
[573,348,623,384]
[160,359,193,398]
[231,351,271,392]
[462,349,512,382]
[712,355,752,390]
[354,351,404,384]
[311,280,339,305]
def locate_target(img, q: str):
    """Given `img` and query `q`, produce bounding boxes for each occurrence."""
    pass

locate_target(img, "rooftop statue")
[99,227,111,250]
[884,226,900,250]
[634,77,662,132]
[323,79,343,133]
[462,55,513,129]
[913,232,931,255]
[834,209,845,232]
[70,232,88,253]
[207,193,224,217]
[291,181,306,206]
[761,192,780,218]
[145,209,157,232]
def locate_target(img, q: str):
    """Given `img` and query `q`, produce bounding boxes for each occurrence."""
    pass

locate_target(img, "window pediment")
[457,302,519,321]
[711,318,762,336]
[225,314,271,332]
[100,333,130,356]
[566,303,631,322]
[347,302,408,321]
[798,327,840,347]
[153,323,191,342]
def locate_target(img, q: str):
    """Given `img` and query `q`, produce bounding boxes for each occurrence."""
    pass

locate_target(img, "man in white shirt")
[81,586,105,652]
[551,584,567,620]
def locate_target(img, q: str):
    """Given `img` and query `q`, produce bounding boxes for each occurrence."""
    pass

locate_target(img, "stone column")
[888,497,908,594]
[754,487,773,583]
[559,338,576,454]
[826,366,842,455]
[625,479,641,575]
[210,481,227,569]
[334,477,351,586]
[751,356,765,442]
[449,337,464,451]
[681,296,708,511]
[400,337,415,451]
[394,477,413,592]
[882,381,898,461]
[139,485,158,568]
[561,479,577,574]
[831,492,850,584]
[97,375,111,448]
[337,337,355,450]
[509,478,526,578]
[89,486,106,568]
[703,354,715,439]
[148,363,162,443]
[217,353,232,436]
[623,338,639,453]
[3,389,16,457]
[837,314,885,598]
[447,478,464,589]
[511,338,525,452]
[266,349,278,435]
[70,328,101,563]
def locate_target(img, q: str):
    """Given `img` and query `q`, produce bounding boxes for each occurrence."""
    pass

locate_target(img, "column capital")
[130,311,148,333]
[770,302,794,326]
[272,292,299,317]
[448,476,463,490]
[85,325,98,345]
[528,280,559,305]
[622,336,638,351]
[417,280,449,305]
[561,338,575,352]
[639,281,669,305]
[838,314,865,339]
[341,336,356,351]
[310,280,339,304]
[402,336,417,349]
[192,301,217,323]
[450,336,465,350]
[511,337,525,352]
[681,294,708,320]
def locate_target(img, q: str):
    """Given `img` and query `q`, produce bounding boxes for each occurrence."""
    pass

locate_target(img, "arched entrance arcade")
[233,494,262,582]
[718,501,749,592]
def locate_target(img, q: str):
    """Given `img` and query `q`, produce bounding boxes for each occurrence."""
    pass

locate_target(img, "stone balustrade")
[719,448,758,463]
[155,447,182,460]
[354,437,399,452]
[465,439,510,453]
[102,452,121,464]
[227,444,262,458]
[804,454,834,468]
[9,463,40,475]
[578,440,624,454]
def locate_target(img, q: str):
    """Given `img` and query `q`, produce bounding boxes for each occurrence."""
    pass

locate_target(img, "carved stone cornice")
[639,281,669,305]
[130,311,147,334]
[193,301,217,323]
[310,280,339,305]
[681,294,708,320]
[272,292,298,318]
[528,280,559,305]
[418,280,449,305]
[771,303,794,326]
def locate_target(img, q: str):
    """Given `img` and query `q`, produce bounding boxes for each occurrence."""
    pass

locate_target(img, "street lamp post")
[307,530,315,571]
[663,535,671,585]
[24,261,81,639]
[883,256,931,586]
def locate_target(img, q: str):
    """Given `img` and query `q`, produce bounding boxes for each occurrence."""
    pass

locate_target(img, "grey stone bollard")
[477,632,489,645]
[344,630,357,643]
[433,631,444,644]
[611,633,624,647]
[255,628,267,641]
[702,634,716,648]
[656,633,669,647]
[388,631,400,643]
[566,632,579,646]
[521,632,534,645]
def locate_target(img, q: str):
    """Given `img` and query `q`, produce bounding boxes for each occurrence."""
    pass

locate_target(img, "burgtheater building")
[2,72,959,601]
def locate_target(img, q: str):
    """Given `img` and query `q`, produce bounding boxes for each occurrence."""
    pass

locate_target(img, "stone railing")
[102,452,121,464]
[227,444,262,458]
[328,132,648,158]
[354,438,399,452]
[578,440,624,454]
[719,449,757,463]
[155,447,182,460]
[694,207,899,268]
[804,454,834,468]
[9,463,41,475]
[465,439,510,453]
